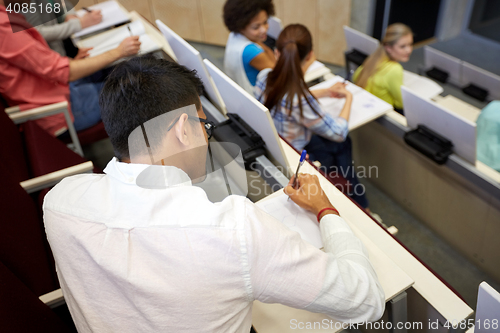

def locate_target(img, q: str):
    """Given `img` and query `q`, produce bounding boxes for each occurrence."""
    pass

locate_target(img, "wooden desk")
[311,76,394,131]
[433,95,481,123]
[74,10,177,62]
[251,140,414,333]
[254,138,474,333]
[304,61,332,84]
[403,70,443,100]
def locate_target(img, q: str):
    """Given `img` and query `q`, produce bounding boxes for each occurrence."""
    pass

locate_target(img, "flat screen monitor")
[461,62,500,100]
[156,20,228,115]
[424,46,462,85]
[402,86,476,164]
[343,25,379,56]
[203,59,290,172]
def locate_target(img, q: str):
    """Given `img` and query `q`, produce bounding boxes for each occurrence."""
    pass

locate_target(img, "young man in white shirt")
[43,56,385,332]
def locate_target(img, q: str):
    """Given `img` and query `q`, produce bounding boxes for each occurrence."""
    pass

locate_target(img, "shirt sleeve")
[35,18,82,42]
[385,63,404,110]
[0,28,69,84]
[244,201,385,323]
[242,43,264,66]
[254,68,272,101]
[296,96,349,142]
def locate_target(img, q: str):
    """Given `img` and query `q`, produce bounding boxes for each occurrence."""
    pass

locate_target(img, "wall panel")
[199,0,228,46]
[317,0,350,65]
[151,0,203,42]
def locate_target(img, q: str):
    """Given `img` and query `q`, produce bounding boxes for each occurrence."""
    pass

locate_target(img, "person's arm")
[249,42,276,71]
[296,93,350,142]
[311,82,352,121]
[68,36,140,82]
[37,11,102,42]
[34,19,81,42]
[245,174,385,322]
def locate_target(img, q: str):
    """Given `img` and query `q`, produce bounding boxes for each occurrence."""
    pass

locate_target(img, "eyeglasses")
[166,115,215,140]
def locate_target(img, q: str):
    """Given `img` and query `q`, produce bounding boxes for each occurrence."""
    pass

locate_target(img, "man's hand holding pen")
[285,173,340,221]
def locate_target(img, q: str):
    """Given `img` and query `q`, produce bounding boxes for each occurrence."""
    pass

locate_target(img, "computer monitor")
[203,59,290,172]
[424,46,462,85]
[156,20,228,115]
[343,26,379,56]
[475,282,500,333]
[461,62,500,100]
[402,86,476,164]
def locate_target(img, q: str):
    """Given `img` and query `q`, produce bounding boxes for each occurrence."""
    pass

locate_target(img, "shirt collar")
[104,157,192,189]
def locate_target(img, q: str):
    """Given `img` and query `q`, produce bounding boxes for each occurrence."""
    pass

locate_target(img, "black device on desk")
[462,84,488,102]
[209,113,266,170]
[404,125,453,165]
[345,49,369,67]
[426,67,449,83]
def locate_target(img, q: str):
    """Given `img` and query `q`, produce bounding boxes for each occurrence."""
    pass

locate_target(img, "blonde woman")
[353,23,413,113]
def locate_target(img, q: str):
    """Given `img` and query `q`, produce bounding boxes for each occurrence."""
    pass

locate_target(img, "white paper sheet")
[74,1,130,38]
[256,193,323,248]
[403,70,443,100]
[310,76,393,130]
[86,21,160,58]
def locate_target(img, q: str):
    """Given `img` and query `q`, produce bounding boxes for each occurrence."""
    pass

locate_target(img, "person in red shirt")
[0,0,140,136]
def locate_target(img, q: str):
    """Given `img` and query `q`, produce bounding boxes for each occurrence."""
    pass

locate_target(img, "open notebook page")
[311,77,393,130]
[82,21,160,58]
[74,1,130,38]
[256,190,322,248]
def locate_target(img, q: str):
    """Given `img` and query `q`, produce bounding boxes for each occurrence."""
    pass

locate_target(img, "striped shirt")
[255,68,348,151]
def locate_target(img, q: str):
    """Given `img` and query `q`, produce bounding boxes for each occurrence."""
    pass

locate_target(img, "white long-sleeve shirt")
[43,158,384,332]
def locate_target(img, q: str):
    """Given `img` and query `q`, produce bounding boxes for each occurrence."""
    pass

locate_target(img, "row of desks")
[72,4,474,331]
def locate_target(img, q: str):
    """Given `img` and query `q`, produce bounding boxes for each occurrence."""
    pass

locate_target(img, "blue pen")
[292,149,307,189]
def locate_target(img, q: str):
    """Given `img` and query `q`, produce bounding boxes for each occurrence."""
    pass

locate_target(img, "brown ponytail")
[262,24,319,118]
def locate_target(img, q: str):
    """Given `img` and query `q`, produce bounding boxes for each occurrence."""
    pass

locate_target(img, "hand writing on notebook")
[310,82,351,99]
[284,173,339,221]
[326,82,351,98]
[79,10,103,29]
[117,36,141,57]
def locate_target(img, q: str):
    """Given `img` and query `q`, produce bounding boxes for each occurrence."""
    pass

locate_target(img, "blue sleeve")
[242,43,264,65]
[243,43,264,86]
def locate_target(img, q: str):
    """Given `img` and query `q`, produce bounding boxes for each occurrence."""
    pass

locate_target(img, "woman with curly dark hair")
[223,0,277,94]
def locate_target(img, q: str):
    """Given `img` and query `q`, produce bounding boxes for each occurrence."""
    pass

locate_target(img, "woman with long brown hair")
[255,24,371,211]
[353,23,413,113]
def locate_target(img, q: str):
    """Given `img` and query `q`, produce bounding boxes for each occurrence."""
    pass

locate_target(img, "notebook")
[256,190,322,248]
[74,0,130,38]
[78,21,161,58]
[311,76,393,131]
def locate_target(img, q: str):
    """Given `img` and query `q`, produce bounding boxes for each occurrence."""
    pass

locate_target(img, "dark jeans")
[305,135,369,209]
[69,68,113,131]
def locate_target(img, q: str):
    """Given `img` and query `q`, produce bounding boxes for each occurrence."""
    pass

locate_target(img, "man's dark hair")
[99,56,203,160]
[223,0,275,33]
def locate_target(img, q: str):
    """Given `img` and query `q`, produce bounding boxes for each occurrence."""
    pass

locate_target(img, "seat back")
[0,106,31,182]
[0,261,73,333]
[23,120,88,177]
[0,163,59,297]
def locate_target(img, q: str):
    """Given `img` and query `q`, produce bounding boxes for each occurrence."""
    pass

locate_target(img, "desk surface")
[311,76,393,132]
[252,139,473,331]
[251,141,414,333]
[74,10,177,62]
[433,94,481,123]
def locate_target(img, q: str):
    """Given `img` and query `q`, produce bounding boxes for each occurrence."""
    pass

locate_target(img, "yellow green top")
[353,60,404,110]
